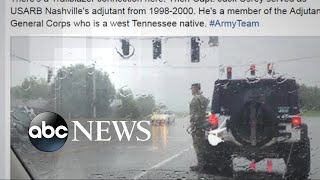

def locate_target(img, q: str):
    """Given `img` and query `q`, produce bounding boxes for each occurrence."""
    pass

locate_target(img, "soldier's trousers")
[191,130,206,167]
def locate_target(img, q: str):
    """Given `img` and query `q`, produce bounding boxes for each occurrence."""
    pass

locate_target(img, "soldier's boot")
[196,155,206,172]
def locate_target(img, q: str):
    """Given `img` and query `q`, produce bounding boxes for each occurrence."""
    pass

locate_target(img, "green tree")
[11,77,50,100]
[11,64,160,119]
[135,94,156,118]
[298,84,320,111]
[52,64,116,118]
[115,88,140,119]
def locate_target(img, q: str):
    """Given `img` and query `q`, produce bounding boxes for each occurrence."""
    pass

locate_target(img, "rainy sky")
[11,37,320,111]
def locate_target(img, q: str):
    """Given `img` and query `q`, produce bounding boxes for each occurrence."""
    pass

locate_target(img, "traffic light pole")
[93,65,96,119]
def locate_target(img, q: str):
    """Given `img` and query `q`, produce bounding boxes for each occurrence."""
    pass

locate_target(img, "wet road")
[13,115,320,179]
[306,116,320,180]
[54,116,205,179]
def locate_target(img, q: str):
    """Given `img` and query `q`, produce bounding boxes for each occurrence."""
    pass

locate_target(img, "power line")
[10,54,31,63]
[10,54,51,68]
[277,56,320,63]
[10,53,320,70]
[10,53,320,87]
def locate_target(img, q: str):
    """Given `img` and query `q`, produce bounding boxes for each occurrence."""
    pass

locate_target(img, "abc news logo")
[28,112,151,152]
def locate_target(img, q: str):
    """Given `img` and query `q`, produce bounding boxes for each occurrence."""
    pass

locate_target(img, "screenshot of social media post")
[2,0,320,180]
[9,36,320,180]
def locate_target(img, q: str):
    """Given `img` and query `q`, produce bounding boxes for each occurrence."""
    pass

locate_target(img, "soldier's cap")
[191,83,201,90]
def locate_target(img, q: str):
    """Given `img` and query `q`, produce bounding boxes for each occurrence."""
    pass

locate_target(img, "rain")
[10,36,320,179]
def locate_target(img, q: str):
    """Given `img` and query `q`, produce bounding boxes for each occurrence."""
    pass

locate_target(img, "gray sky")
[11,37,320,111]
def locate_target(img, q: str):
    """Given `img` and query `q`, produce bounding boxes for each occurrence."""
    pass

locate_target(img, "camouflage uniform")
[190,93,209,168]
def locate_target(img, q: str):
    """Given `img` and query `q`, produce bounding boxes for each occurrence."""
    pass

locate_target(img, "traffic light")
[121,39,130,56]
[152,39,162,60]
[191,37,200,63]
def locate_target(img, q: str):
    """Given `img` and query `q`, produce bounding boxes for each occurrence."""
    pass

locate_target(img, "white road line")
[133,146,191,180]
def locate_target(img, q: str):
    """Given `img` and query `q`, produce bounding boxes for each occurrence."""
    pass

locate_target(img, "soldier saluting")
[189,83,209,172]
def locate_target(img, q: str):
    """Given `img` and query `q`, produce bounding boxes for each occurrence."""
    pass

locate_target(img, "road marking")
[133,146,191,180]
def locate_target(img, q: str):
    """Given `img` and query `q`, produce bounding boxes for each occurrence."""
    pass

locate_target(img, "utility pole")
[93,65,96,118]
[59,79,62,114]
[54,79,56,112]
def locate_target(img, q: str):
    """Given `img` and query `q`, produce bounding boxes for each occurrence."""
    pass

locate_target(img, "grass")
[302,111,320,117]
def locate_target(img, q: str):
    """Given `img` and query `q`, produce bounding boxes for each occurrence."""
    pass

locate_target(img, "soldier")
[189,83,209,172]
